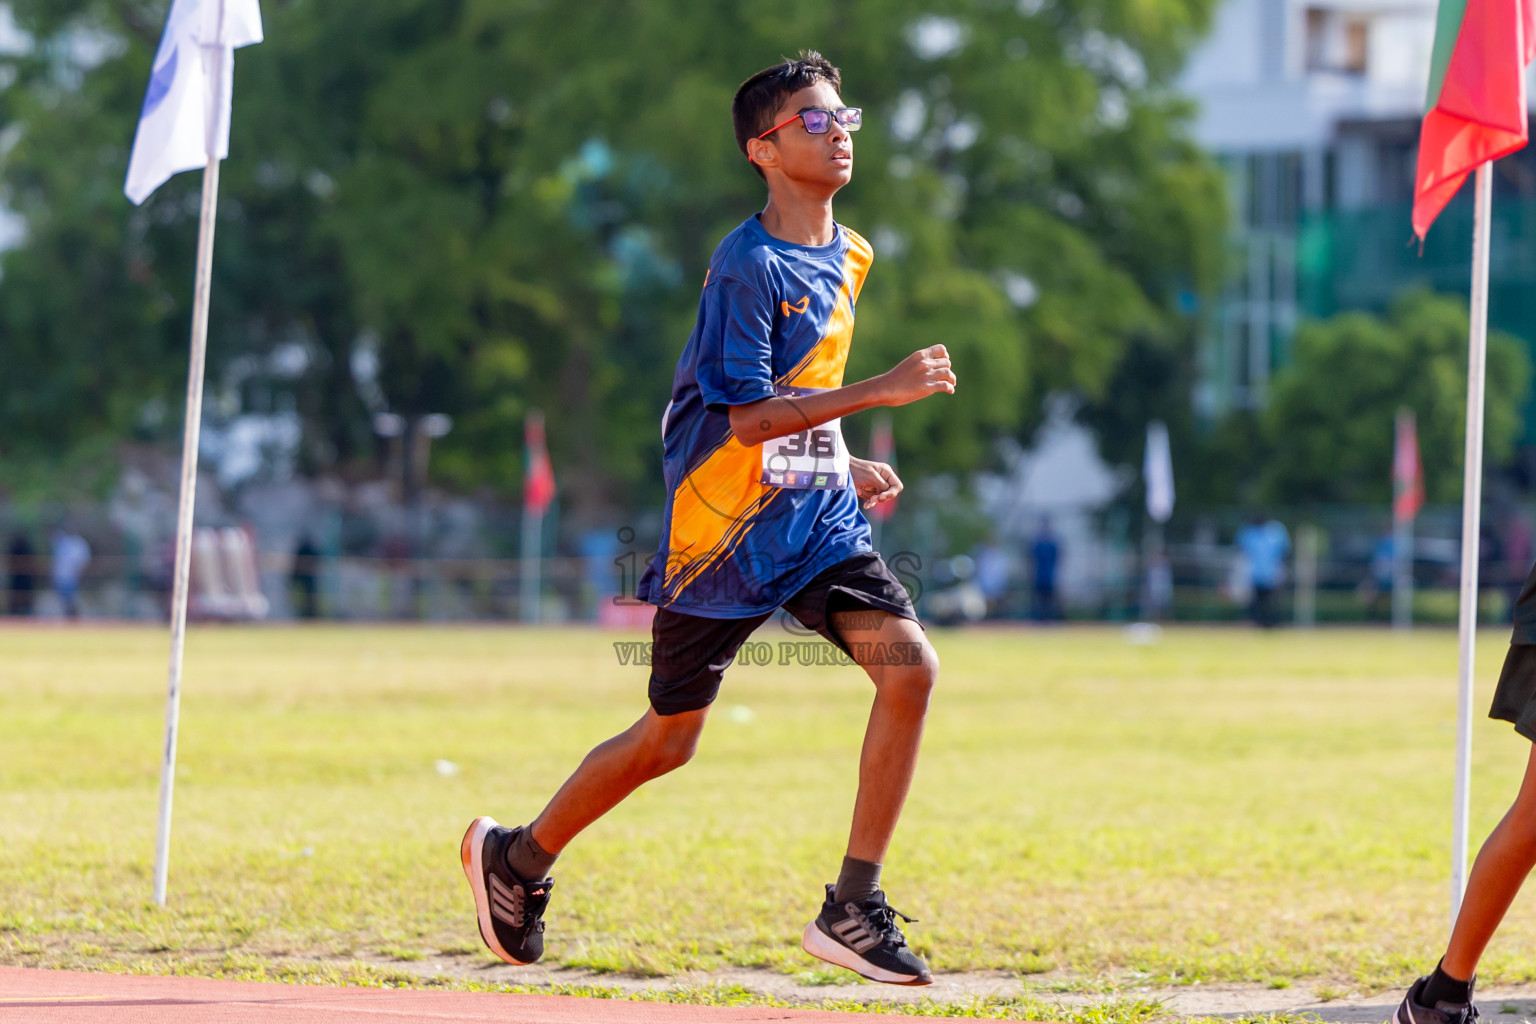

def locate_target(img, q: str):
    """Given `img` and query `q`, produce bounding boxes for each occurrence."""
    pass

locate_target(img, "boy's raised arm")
[727,344,955,447]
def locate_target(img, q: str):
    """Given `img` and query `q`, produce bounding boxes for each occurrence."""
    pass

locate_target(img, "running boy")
[461,51,955,986]
[1392,564,1536,1024]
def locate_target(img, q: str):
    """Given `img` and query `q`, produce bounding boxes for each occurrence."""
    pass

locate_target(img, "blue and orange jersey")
[636,214,875,618]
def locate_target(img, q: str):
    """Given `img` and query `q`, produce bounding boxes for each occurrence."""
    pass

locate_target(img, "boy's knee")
[636,715,704,776]
[1510,803,1536,845]
[651,732,699,774]
[878,651,938,708]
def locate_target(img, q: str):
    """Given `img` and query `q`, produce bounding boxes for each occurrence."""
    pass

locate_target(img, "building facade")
[1181,0,1536,432]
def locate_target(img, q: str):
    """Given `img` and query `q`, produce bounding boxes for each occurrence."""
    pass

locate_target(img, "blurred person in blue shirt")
[1030,517,1061,622]
[1366,533,1395,620]
[972,539,1011,618]
[1236,514,1289,628]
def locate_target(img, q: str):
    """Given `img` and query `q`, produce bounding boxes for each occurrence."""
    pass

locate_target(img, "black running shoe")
[1392,976,1480,1024]
[802,884,932,985]
[460,816,554,966]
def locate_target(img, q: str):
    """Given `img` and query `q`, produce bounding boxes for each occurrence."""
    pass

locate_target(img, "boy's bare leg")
[1443,742,1536,978]
[799,605,937,987]
[528,707,709,853]
[833,608,938,864]
[462,706,707,969]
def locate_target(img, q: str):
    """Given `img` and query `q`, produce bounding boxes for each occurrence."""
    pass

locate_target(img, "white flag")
[125,0,263,206]
[1144,420,1175,524]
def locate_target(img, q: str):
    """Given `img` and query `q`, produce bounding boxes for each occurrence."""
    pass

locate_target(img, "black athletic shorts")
[1494,558,1536,740]
[646,551,922,716]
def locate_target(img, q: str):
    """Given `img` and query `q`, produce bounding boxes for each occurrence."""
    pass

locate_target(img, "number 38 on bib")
[760,384,850,490]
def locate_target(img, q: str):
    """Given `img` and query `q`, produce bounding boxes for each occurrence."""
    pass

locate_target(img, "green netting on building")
[1297,199,1536,438]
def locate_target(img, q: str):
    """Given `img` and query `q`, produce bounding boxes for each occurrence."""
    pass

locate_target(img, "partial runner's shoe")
[802,883,932,985]
[1392,976,1479,1024]
[460,816,554,966]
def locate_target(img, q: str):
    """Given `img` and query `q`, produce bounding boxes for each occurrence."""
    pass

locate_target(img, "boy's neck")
[758,189,837,247]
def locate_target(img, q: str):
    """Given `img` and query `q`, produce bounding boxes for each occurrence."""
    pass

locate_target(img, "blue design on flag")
[141,46,178,119]
[124,0,265,206]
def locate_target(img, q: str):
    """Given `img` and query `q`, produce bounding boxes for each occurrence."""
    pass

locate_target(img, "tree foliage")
[0,0,1225,519]
[1262,291,1530,505]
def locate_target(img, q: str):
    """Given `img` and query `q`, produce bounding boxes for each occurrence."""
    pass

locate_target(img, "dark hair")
[732,50,843,176]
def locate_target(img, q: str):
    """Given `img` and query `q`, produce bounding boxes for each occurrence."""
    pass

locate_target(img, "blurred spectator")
[1030,518,1062,622]
[1365,533,1395,619]
[148,537,175,621]
[973,540,1011,618]
[50,527,91,619]
[291,535,321,619]
[381,533,414,619]
[8,533,36,616]
[1237,514,1290,628]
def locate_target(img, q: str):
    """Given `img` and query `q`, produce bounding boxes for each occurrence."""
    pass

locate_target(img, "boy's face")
[749,81,853,190]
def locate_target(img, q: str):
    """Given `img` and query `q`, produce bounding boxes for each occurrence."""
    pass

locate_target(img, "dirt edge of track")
[369,957,1536,1023]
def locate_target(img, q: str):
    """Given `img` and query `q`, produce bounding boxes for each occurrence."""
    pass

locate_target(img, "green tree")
[1262,291,1530,505]
[0,0,1226,519]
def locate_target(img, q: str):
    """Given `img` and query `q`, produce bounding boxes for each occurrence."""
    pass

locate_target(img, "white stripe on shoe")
[830,915,879,953]
[489,873,526,927]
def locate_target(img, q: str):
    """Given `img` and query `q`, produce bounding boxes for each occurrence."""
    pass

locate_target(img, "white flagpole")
[154,2,227,907]
[1451,161,1493,922]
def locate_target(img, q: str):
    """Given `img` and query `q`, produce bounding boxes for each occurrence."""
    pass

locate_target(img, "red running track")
[0,967,910,1023]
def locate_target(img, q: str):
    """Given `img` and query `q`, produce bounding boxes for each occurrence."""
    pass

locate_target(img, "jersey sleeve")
[694,271,778,410]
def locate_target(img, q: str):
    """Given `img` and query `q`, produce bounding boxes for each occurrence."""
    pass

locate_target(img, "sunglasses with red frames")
[755,106,863,140]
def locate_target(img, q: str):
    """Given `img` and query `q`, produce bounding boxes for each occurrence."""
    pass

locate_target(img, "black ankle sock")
[1423,961,1474,1006]
[504,826,557,882]
[833,856,882,904]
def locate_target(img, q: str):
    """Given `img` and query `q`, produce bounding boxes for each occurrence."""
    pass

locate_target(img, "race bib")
[760,385,850,489]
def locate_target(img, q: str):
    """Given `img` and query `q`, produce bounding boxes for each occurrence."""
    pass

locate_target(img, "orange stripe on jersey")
[778,230,873,390]
[662,437,774,596]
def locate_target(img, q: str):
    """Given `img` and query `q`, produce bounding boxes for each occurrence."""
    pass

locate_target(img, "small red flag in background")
[868,412,897,522]
[1412,0,1536,239]
[1394,408,1425,524]
[524,409,556,516]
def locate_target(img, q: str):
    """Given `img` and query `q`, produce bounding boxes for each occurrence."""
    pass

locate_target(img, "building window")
[1344,20,1368,72]
[1306,9,1370,74]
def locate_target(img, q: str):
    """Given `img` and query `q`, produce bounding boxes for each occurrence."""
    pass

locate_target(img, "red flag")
[524,409,556,516]
[1394,409,1425,524]
[868,412,897,523]
[1412,0,1536,239]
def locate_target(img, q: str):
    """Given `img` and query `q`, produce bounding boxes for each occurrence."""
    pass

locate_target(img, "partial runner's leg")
[463,605,760,967]
[801,602,937,986]
[1443,741,1536,977]
[461,706,706,966]
[1391,741,1536,1022]
[525,605,766,857]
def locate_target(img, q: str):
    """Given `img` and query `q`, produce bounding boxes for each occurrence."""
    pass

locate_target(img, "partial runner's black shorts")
[646,552,922,716]
[1492,558,1536,740]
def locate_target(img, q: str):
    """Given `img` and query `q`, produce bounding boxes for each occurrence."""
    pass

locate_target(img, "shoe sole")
[460,815,535,966]
[801,921,932,986]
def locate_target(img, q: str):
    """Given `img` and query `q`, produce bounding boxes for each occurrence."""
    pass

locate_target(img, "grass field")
[4,623,1536,1017]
